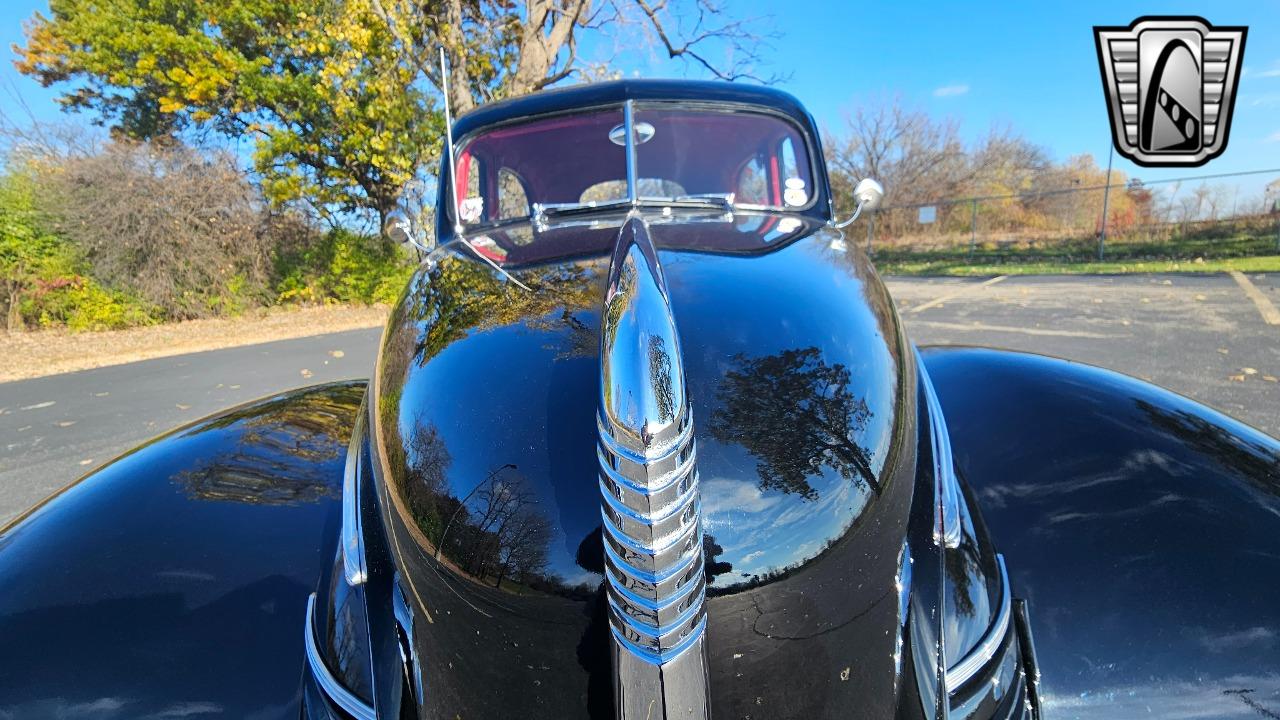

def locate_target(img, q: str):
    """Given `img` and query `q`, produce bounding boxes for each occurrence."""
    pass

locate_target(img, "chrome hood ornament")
[597,216,710,719]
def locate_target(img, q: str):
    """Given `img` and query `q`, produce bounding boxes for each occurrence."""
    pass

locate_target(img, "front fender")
[923,347,1280,718]
[0,381,365,719]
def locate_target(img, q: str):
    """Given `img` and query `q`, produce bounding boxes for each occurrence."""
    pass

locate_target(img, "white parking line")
[910,320,1123,339]
[1229,271,1280,326]
[908,275,1008,314]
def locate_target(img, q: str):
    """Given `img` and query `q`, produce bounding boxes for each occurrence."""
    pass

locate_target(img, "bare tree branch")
[632,0,785,84]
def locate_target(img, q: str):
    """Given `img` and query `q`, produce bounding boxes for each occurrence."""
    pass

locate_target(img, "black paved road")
[0,327,382,524]
[2,272,1277,526]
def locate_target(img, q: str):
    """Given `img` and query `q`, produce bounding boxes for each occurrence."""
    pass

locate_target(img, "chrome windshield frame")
[624,99,639,204]
[448,100,826,234]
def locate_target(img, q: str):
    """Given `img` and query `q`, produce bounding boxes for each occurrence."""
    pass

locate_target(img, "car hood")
[369,215,918,718]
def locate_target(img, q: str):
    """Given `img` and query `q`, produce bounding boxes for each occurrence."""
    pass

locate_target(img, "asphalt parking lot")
[891,272,1280,437]
[0,272,1276,526]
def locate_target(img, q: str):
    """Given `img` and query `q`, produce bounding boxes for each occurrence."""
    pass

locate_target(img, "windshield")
[451,104,816,227]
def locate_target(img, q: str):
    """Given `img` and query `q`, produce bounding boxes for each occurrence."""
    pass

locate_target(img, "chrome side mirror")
[383,209,432,252]
[853,178,884,211]
[834,178,885,229]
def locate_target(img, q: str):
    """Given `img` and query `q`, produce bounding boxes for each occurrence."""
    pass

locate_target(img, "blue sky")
[3,1,1278,196]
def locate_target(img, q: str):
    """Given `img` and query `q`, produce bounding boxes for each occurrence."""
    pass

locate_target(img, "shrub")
[276,229,416,306]
[26,277,156,331]
[1,169,155,331]
[34,141,277,320]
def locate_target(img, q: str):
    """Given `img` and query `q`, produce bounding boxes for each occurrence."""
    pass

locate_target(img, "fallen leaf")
[1217,348,1230,355]
[79,458,93,466]
[1141,297,1151,303]
[176,403,191,410]
[329,350,345,358]
[1242,368,1258,375]
[229,384,241,390]
[56,421,76,428]
[1263,376,1278,383]
[1195,294,1207,301]
[300,368,314,378]
[1228,374,1246,382]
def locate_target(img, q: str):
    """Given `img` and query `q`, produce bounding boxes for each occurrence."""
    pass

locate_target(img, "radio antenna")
[438,47,531,292]
[440,46,462,237]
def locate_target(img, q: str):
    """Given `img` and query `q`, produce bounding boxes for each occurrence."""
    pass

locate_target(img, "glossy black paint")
[0,382,364,719]
[924,347,1280,719]
[9,75,1275,720]
[371,218,922,718]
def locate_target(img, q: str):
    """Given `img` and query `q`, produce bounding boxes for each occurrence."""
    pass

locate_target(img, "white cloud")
[1197,626,1276,654]
[700,478,782,516]
[1266,130,1280,144]
[933,84,970,98]
[1043,673,1280,720]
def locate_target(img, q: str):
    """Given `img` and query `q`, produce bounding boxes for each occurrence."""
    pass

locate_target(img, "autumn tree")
[17,0,775,226]
[710,347,880,501]
[16,0,438,227]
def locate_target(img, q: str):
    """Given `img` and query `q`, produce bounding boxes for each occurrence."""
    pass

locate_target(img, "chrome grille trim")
[598,214,710,718]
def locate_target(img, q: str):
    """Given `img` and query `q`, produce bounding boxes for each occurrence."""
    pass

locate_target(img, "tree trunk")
[5,282,22,333]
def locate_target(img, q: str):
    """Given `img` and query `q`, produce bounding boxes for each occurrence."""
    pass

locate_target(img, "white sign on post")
[918,206,937,224]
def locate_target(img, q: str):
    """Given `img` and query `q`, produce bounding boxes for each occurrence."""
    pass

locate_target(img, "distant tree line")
[3,1,1273,332]
[826,99,1276,251]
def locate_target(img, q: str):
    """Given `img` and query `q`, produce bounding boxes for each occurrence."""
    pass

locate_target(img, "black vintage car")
[2,80,1278,720]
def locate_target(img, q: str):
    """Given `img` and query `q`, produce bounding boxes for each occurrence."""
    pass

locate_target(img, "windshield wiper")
[532,199,632,227]
[531,193,737,231]
[637,193,736,212]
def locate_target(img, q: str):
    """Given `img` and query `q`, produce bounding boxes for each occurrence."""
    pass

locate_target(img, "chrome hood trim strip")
[918,348,963,549]
[304,593,377,720]
[341,405,368,586]
[946,554,1013,692]
[598,215,711,719]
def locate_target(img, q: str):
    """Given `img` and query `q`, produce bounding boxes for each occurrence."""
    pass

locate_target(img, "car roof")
[452,79,819,139]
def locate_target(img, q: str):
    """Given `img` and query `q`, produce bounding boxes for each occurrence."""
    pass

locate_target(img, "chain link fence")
[864,168,1280,267]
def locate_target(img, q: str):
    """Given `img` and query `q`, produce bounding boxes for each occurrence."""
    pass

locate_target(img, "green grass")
[873,226,1280,276]
[879,254,1280,277]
